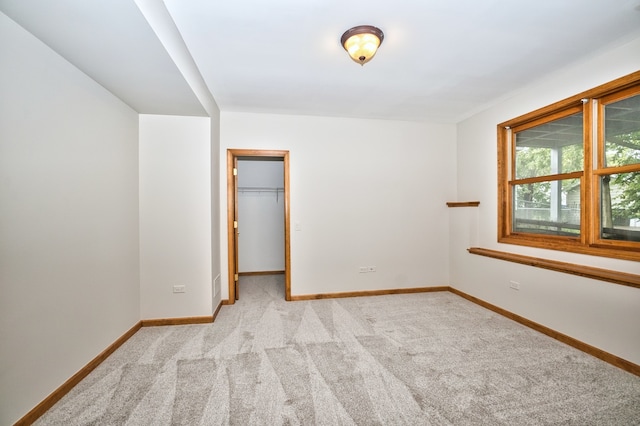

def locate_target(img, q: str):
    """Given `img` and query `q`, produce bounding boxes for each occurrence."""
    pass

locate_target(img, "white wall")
[0,12,140,425]
[139,114,212,319]
[452,35,640,364]
[221,113,457,299]
[132,0,222,309]
[237,160,285,272]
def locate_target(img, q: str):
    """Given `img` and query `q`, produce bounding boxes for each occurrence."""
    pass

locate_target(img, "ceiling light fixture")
[340,25,384,66]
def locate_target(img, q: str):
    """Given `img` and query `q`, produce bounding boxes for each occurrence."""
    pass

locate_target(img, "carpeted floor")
[36,275,640,425]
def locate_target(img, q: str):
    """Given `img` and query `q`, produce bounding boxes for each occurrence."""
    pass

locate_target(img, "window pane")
[512,178,580,236]
[515,112,583,179]
[604,94,640,168]
[600,172,640,242]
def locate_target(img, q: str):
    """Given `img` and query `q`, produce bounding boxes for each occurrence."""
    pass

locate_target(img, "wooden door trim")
[226,149,291,303]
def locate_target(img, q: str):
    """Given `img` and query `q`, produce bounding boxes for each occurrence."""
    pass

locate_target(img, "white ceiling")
[2,0,640,123]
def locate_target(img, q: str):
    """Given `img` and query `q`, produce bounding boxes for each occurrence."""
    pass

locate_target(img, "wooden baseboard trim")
[290,286,449,301]
[212,301,223,321]
[17,303,226,424]
[238,270,285,276]
[14,321,142,426]
[141,315,214,327]
[448,287,640,376]
[468,247,640,288]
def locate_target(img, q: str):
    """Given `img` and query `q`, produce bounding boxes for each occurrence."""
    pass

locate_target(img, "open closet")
[236,158,285,275]
[226,149,291,303]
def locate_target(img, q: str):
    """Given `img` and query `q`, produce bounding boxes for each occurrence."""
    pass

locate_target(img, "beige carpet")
[36,275,640,425]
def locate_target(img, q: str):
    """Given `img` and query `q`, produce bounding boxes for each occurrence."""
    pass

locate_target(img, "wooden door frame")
[226,149,291,303]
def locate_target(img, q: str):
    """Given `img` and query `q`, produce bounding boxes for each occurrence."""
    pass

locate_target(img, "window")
[498,71,640,261]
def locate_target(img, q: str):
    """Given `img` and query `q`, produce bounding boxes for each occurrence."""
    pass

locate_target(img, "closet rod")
[237,187,284,192]
[237,186,284,202]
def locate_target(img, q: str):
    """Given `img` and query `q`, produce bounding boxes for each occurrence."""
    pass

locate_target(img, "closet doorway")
[226,149,291,303]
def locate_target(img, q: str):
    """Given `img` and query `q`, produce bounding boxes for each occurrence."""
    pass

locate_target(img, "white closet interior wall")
[237,159,285,273]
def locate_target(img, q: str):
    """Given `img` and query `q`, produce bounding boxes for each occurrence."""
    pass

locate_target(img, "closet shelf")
[238,186,284,202]
[238,187,284,193]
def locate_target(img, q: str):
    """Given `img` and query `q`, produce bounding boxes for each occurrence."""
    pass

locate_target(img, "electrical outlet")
[367,266,376,272]
[509,281,520,290]
[173,285,186,293]
[359,267,368,273]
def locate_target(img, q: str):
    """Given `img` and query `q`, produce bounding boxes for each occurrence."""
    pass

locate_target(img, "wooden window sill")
[468,247,640,289]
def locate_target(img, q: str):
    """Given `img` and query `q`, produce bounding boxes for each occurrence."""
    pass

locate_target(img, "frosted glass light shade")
[341,25,384,65]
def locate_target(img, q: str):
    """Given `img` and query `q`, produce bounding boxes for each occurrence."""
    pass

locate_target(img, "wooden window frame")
[498,71,640,262]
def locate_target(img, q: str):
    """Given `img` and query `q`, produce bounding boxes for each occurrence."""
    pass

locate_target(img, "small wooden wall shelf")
[446,201,480,207]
